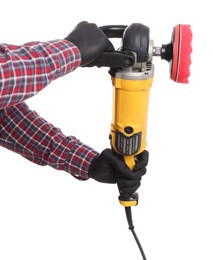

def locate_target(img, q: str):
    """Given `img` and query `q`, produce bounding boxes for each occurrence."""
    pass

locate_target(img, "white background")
[0,1,212,260]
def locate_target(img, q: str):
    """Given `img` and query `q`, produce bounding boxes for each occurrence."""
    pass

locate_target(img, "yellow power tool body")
[107,23,153,206]
[110,67,153,206]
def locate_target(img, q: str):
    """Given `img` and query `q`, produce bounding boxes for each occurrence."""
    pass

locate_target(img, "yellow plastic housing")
[111,76,153,169]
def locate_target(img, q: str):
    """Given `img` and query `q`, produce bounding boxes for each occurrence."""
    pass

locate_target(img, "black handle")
[83,25,134,68]
[85,50,134,68]
[99,25,127,38]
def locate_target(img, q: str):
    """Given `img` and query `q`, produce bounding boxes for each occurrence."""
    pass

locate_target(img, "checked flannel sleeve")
[0,103,98,180]
[0,39,80,108]
[0,39,99,179]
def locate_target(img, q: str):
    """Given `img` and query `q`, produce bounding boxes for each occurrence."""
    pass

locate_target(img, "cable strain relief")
[125,206,135,230]
[129,225,135,230]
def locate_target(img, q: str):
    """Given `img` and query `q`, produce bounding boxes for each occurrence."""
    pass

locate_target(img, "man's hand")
[88,149,149,199]
[66,21,114,66]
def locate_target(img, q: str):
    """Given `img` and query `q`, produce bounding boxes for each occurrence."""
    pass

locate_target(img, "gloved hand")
[88,149,149,199]
[65,21,114,66]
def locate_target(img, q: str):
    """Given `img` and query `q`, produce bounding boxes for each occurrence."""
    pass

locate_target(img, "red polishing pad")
[170,24,192,83]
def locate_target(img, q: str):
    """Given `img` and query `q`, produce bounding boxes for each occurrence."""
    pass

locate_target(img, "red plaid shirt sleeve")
[0,39,99,179]
[0,102,98,180]
[0,39,80,108]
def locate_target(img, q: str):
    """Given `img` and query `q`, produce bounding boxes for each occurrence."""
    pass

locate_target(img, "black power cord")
[125,207,147,260]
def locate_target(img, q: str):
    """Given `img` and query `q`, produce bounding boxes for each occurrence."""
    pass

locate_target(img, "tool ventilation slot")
[116,131,142,155]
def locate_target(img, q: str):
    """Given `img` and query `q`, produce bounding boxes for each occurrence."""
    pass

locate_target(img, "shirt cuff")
[64,139,99,180]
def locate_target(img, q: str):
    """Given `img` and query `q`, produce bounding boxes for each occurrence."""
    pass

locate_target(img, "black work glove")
[65,21,114,66]
[88,149,149,199]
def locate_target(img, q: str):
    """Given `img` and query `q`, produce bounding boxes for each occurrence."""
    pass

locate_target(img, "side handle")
[84,25,135,68]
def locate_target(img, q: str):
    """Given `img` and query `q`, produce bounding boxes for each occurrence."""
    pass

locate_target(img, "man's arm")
[0,40,81,109]
[0,102,98,180]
